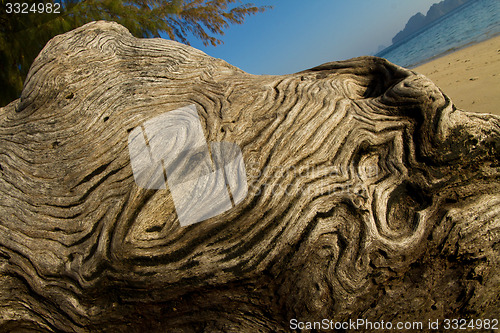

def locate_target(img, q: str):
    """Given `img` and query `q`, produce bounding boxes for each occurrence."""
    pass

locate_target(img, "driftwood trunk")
[0,21,499,332]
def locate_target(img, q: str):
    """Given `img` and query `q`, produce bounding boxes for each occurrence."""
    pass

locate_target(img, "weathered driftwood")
[0,21,499,332]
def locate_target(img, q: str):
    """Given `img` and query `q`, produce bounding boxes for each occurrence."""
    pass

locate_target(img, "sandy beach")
[413,35,500,117]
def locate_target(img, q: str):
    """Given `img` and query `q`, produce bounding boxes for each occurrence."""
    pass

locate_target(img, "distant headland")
[392,0,473,45]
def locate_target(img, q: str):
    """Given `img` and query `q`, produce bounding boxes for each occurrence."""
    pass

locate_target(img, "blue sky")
[186,0,440,75]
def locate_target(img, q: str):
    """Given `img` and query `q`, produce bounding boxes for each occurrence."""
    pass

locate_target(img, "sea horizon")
[376,0,500,68]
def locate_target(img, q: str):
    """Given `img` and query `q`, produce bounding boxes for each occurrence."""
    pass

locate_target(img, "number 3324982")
[5,3,61,14]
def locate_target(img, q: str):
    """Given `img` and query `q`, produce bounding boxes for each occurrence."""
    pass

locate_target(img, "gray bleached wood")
[0,21,499,332]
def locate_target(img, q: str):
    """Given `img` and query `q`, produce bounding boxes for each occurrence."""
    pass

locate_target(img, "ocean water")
[376,0,500,68]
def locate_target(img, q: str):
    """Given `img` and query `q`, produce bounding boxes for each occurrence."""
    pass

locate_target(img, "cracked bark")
[0,21,499,332]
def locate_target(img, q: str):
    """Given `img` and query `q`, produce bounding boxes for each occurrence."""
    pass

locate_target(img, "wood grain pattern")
[0,21,499,332]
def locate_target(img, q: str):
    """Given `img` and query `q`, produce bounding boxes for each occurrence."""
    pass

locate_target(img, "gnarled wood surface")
[0,21,499,332]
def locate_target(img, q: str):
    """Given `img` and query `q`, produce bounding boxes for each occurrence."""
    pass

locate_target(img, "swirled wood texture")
[0,21,499,332]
